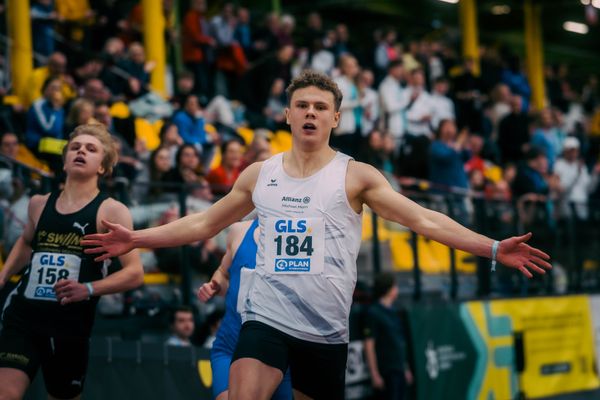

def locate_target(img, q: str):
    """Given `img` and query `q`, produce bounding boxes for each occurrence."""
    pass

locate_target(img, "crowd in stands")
[2,0,600,278]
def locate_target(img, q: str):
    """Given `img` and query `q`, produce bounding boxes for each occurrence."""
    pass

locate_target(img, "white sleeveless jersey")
[241,152,362,344]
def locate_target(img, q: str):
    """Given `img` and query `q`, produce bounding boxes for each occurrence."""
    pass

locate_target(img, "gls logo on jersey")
[39,254,66,267]
[275,219,307,233]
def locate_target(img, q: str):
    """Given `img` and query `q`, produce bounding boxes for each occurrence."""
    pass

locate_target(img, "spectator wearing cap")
[554,137,600,219]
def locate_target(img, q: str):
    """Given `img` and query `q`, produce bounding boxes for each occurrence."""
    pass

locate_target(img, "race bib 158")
[24,252,82,301]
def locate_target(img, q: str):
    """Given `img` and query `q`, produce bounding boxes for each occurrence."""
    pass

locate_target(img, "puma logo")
[73,222,89,235]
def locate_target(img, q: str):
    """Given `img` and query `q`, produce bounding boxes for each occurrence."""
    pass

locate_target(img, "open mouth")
[302,122,316,131]
[74,156,86,165]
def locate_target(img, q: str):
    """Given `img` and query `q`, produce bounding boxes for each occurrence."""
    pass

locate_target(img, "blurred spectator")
[277,14,295,47]
[309,37,335,76]
[452,57,483,133]
[554,137,600,220]
[234,7,252,58]
[430,76,455,131]
[429,119,470,190]
[263,79,287,131]
[242,132,271,169]
[401,68,434,178]
[374,29,398,83]
[182,0,216,100]
[211,3,247,99]
[253,12,280,59]
[158,122,183,164]
[166,306,195,347]
[171,70,196,110]
[64,98,97,133]
[147,147,174,200]
[498,95,530,165]
[362,130,394,174]
[241,44,294,128]
[25,77,66,170]
[304,12,324,56]
[55,0,94,46]
[378,60,408,146]
[332,55,361,157]
[501,56,531,112]
[0,132,20,200]
[358,69,379,138]
[364,272,412,400]
[531,108,566,171]
[25,52,76,108]
[163,144,213,202]
[206,139,244,196]
[488,83,512,139]
[512,147,552,199]
[81,78,111,104]
[172,95,210,150]
[31,0,59,60]
[117,42,154,98]
[333,23,351,60]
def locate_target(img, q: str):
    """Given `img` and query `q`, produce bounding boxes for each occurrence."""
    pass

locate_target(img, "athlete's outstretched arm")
[353,162,552,277]
[55,199,144,304]
[82,163,260,261]
[198,220,253,301]
[0,195,45,288]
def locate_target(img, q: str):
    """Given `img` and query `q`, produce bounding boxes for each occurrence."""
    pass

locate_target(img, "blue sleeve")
[429,141,456,163]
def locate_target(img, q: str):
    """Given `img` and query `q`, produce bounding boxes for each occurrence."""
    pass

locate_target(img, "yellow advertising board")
[463,296,599,399]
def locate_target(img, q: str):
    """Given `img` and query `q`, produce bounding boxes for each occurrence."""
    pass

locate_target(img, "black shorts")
[0,323,89,399]
[232,321,348,400]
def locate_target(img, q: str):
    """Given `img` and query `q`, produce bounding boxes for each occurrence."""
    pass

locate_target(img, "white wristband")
[491,240,500,272]
[85,282,95,298]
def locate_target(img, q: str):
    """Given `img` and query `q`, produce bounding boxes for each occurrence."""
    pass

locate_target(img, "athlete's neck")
[59,178,100,212]
[284,147,336,178]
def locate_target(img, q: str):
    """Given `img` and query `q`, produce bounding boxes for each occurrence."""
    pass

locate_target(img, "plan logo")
[35,287,56,299]
[275,258,311,272]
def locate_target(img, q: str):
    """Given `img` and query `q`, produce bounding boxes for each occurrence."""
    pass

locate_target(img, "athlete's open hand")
[81,220,134,262]
[197,280,222,302]
[497,233,552,278]
[55,279,90,305]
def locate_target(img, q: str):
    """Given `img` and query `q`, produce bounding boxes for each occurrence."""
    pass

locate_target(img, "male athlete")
[0,124,144,400]
[83,71,551,400]
[198,219,292,400]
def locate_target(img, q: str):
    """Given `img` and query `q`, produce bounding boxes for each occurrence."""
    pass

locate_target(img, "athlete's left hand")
[497,233,552,278]
[55,279,90,305]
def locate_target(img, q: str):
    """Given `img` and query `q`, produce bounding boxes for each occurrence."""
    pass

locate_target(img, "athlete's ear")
[285,107,291,125]
[97,165,105,176]
[332,111,340,128]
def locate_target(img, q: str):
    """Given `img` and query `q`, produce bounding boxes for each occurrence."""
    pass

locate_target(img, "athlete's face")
[285,86,340,148]
[173,311,195,339]
[64,134,106,177]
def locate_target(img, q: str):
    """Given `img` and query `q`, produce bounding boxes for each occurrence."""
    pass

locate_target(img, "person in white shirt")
[378,60,410,146]
[430,76,455,131]
[332,54,361,157]
[358,69,379,138]
[554,137,600,220]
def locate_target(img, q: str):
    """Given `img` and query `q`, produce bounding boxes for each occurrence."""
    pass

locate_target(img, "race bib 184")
[24,252,82,301]
[264,217,325,274]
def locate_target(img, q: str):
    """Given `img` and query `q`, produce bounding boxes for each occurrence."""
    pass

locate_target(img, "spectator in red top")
[182,0,216,100]
[206,139,245,195]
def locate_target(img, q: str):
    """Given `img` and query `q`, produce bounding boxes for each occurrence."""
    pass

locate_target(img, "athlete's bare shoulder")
[28,193,51,223]
[227,219,255,253]
[235,161,264,191]
[345,160,383,204]
[97,197,133,230]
